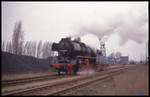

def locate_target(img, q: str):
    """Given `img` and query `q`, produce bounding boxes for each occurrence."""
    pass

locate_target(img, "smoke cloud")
[73,3,148,46]
[77,70,95,75]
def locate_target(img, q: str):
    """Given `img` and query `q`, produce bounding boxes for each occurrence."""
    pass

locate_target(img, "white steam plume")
[72,3,148,46]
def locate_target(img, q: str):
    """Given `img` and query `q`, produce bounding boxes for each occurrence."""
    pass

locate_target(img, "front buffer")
[52,63,78,75]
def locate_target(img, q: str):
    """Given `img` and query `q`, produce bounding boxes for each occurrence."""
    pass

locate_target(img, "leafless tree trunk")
[22,42,26,55]
[37,40,42,58]
[27,41,32,56]
[42,41,53,58]
[48,42,53,56]
[2,41,13,53]
[6,41,9,52]
[23,41,29,56]
[8,41,13,53]
[2,41,6,51]
[33,41,37,57]
[12,21,24,55]
[30,41,36,57]
[42,41,48,58]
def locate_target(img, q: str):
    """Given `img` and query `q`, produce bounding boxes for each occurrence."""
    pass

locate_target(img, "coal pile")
[1,52,54,74]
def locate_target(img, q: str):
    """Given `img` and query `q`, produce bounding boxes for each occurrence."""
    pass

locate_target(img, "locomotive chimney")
[74,37,81,42]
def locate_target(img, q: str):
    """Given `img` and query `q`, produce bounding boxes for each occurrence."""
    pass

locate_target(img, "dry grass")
[74,65,149,96]
[112,65,149,95]
[2,71,57,81]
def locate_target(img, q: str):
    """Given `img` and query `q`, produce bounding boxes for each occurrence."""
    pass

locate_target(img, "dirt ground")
[73,64,149,96]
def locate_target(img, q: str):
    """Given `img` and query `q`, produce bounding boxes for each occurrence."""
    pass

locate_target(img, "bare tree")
[42,41,53,58]
[23,41,53,58]
[23,41,29,56]
[48,42,54,56]
[5,41,9,52]
[27,41,32,56]
[12,21,24,55]
[22,42,26,55]
[33,41,37,57]
[2,41,6,51]
[22,41,27,55]
[30,41,36,57]
[3,41,13,53]
[37,40,42,58]
[8,41,13,53]
[42,41,48,58]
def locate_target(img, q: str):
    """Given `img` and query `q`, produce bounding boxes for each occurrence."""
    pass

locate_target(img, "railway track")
[2,66,131,96]
[2,74,71,87]
[2,65,123,87]
[45,67,129,96]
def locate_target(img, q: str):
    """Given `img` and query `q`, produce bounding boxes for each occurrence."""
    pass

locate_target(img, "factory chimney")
[99,38,106,57]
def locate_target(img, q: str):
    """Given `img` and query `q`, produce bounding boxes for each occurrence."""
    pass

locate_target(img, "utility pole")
[99,38,106,57]
[146,41,148,63]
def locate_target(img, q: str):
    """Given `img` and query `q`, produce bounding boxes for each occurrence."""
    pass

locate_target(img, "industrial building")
[119,56,129,65]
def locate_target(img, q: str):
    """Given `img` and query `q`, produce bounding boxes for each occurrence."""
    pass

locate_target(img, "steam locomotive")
[51,37,106,75]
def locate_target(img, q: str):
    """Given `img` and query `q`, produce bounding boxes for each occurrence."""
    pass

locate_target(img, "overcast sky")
[2,2,148,61]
